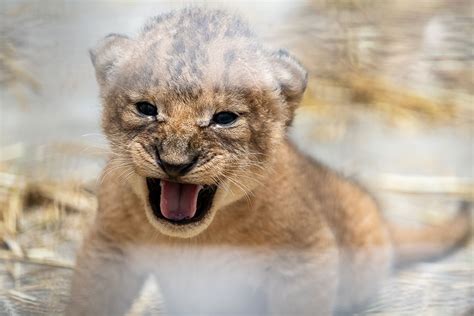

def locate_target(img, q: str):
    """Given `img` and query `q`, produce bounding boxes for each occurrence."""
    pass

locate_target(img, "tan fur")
[68,8,471,315]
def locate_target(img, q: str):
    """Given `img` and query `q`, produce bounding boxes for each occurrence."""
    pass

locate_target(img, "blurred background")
[0,0,472,315]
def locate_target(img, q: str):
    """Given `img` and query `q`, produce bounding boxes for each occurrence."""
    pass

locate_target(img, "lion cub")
[68,8,471,315]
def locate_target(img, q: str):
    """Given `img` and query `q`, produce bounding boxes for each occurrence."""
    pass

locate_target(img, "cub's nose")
[157,156,198,178]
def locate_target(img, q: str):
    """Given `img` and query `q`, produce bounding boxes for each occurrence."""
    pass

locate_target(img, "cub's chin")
[143,177,219,238]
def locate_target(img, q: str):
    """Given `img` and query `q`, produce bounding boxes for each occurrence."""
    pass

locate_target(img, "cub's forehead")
[116,37,274,95]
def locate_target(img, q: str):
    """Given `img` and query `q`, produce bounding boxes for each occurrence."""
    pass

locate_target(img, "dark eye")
[136,101,157,116]
[212,111,238,125]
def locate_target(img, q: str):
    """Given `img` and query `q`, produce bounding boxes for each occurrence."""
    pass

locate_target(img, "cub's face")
[91,14,307,238]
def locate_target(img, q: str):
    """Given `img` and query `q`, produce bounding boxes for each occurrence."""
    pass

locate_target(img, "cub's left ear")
[269,49,308,126]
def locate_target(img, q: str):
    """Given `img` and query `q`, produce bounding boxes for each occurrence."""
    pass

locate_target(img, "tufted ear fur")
[89,33,133,86]
[269,49,308,126]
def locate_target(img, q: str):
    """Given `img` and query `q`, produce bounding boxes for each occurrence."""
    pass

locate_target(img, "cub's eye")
[212,111,238,126]
[136,101,157,116]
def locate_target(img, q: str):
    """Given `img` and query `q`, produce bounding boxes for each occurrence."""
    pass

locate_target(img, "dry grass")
[285,0,473,126]
[0,143,99,268]
[346,73,457,122]
[300,73,461,127]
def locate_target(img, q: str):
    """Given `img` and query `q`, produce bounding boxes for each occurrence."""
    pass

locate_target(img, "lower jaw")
[143,205,218,238]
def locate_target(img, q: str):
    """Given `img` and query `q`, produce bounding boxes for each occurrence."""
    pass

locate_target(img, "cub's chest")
[131,245,270,313]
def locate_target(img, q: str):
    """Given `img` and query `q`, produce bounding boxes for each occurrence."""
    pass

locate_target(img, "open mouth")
[146,178,217,225]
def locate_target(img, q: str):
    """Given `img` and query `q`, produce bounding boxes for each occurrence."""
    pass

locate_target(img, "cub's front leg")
[67,229,146,316]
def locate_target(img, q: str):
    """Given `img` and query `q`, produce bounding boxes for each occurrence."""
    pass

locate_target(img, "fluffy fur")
[68,8,471,315]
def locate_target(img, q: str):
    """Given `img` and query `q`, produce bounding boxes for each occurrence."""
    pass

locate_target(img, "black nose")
[157,156,198,177]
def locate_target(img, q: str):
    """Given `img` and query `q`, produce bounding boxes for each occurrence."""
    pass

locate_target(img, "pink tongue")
[160,180,202,221]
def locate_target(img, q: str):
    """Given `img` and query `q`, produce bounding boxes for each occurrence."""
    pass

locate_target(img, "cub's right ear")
[89,33,132,85]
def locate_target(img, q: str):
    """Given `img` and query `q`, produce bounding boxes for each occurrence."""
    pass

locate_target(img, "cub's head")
[91,9,307,238]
